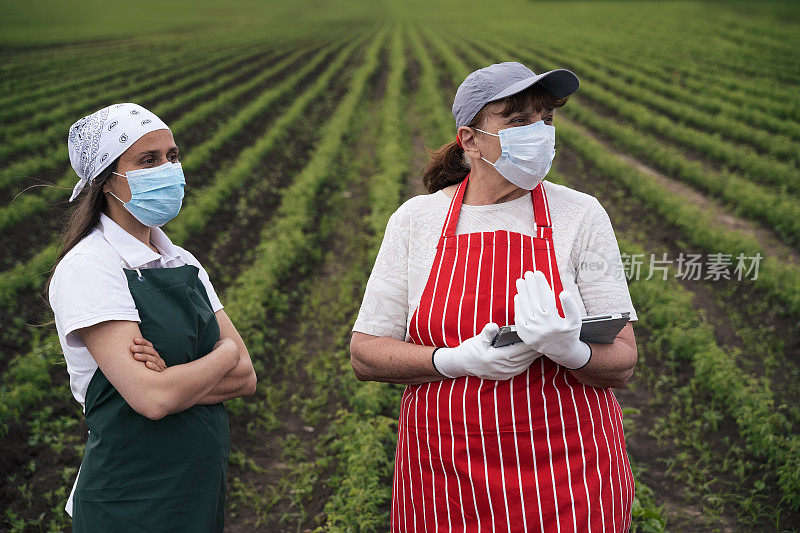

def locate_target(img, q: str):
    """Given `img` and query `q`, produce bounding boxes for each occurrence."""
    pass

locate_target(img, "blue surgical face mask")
[475,120,556,190]
[110,162,186,227]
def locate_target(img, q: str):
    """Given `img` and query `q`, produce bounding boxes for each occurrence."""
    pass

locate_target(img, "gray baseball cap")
[452,62,579,128]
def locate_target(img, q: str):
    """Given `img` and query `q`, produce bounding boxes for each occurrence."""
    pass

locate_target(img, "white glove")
[433,322,543,381]
[513,270,591,370]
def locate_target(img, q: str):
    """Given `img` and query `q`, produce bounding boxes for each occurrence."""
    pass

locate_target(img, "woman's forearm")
[150,340,239,417]
[195,353,257,404]
[567,338,637,388]
[350,332,443,385]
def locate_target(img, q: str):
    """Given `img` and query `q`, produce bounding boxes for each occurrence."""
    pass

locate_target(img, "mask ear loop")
[108,190,127,206]
[473,128,499,137]
[109,171,147,281]
[473,128,501,166]
[108,171,131,207]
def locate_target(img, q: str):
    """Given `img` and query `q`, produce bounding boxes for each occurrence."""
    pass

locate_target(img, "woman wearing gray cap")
[351,62,638,530]
[47,103,256,532]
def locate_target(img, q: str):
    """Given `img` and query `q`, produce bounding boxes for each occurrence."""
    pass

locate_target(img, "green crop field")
[1,0,799,530]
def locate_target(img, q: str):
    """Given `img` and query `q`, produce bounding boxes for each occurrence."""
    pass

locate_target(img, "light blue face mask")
[110,162,186,227]
[475,119,556,190]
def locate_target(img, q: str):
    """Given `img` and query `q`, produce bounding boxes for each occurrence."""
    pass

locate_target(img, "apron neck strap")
[440,174,470,238]
[441,174,552,238]
[532,180,552,239]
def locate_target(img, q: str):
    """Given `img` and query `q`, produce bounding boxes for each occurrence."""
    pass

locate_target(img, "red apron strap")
[443,177,552,239]
[441,174,470,238]
[532,181,552,239]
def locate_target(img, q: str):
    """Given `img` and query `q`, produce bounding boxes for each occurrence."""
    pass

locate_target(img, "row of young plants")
[157,31,383,529]
[547,55,800,194]
[0,34,365,434]
[0,24,324,121]
[1,32,352,185]
[187,35,369,289]
[547,42,800,144]
[712,14,798,53]
[225,24,447,528]
[586,13,800,97]
[560,98,800,250]
[313,25,411,529]
[416,26,670,529]
[718,11,798,43]
[0,45,277,165]
[0,37,304,192]
[618,224,798,527]
[404,23,452,148]
[530,43,800,163]
[169,34,365,243]
[439,35,800,506]
[0,41,257,146]
[0,37,232,116]
[0,35,275,130]
[561,30,800,124]
[215,28,387,528]
[0,58,274,213]
[224,26,435,528]
[225,91,391,529]
[0,31,213,89]
[0,40,346,374]
[547,160,794,529]
[6,25,350,133]
[222,27,385,339]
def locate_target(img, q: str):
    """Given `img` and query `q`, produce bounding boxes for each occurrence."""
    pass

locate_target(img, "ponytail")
[422,141,470,194]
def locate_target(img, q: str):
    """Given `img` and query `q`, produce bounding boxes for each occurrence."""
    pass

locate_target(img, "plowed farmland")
[1,1,799,530]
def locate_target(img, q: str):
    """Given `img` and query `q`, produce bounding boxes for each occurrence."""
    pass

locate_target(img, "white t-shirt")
[48,212,223,516]
[353,180,637,341]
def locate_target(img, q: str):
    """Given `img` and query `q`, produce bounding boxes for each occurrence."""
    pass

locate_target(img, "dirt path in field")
[222,138,374,532]
[221,47,390,532]
[568,112,800,267]
[194,47,354,286]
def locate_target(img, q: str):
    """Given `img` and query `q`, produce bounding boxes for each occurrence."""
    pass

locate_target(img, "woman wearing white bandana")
[47,103,257,532]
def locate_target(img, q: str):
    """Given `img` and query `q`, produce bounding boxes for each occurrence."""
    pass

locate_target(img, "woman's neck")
[104,202,158,254]
[462,163,528,205]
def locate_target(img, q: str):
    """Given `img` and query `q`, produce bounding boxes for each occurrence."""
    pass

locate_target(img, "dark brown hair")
[45,159,119,297]
[422,84,570,193]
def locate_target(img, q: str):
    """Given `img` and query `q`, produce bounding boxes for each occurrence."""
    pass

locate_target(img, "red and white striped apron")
[392,175,634,532]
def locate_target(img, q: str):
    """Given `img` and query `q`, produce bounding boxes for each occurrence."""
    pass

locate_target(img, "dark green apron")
[72,264,230,532]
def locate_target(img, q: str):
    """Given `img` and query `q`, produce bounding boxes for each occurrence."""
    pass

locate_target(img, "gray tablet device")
[491,312,631,348]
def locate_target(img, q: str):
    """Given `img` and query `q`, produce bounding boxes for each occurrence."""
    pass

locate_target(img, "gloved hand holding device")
[433,322,543,381]
[513,270,592,370]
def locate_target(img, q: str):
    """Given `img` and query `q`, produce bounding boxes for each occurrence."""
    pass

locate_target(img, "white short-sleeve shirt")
[353,180,637,341]
[48,213,223,517]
